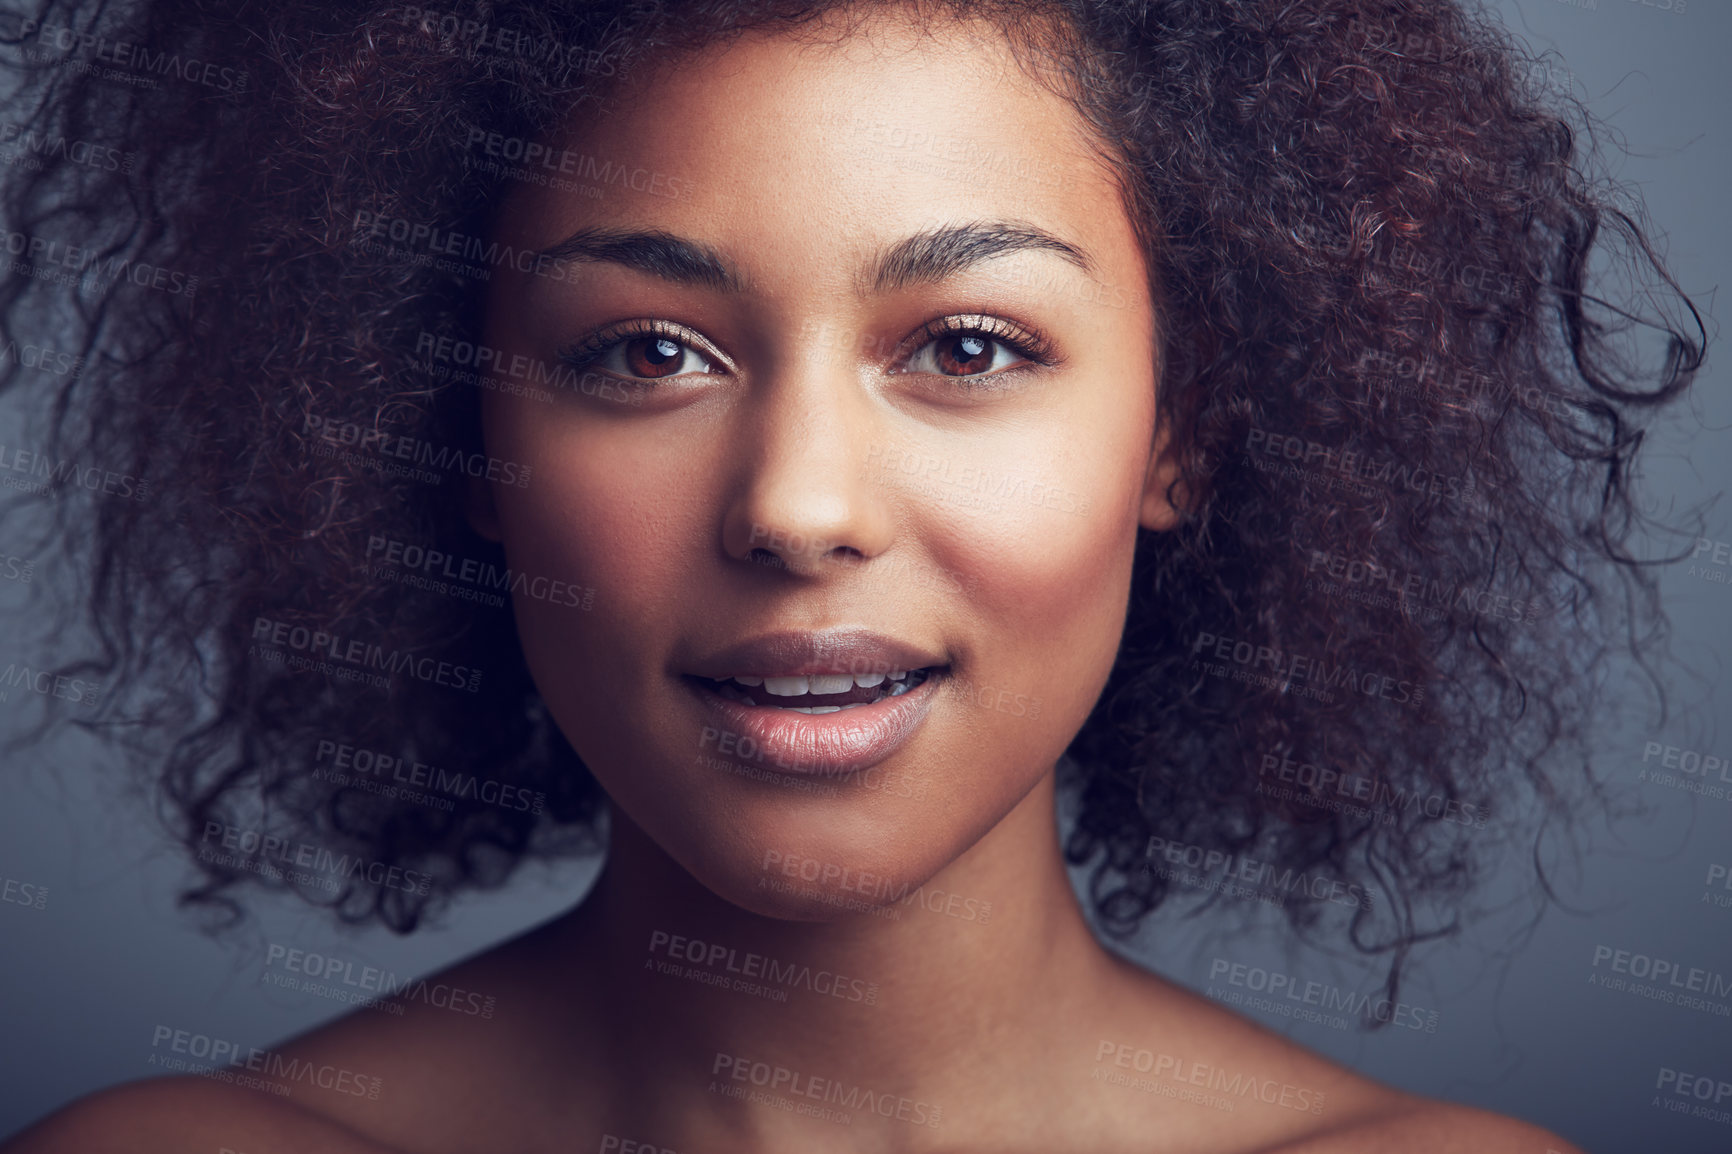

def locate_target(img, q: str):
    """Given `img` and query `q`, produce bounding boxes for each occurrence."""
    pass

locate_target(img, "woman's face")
[475,7,1176,918]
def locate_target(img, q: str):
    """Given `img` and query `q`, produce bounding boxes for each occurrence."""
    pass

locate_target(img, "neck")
[541,768,1125,1140]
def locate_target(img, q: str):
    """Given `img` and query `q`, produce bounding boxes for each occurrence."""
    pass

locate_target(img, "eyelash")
[896,315,1057,382]
[556,314,1056,388]
[557,318,721,377]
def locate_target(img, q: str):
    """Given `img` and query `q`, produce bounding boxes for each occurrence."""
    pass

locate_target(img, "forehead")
[488,8,1143,292]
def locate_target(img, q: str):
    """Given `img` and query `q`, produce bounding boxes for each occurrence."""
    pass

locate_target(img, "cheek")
[485,400,693,609]
[936,501,1135,768]
[917,393,1153,709]
[477,400,702,736]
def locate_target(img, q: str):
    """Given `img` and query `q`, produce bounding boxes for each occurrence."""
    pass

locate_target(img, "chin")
[663,794,972,925]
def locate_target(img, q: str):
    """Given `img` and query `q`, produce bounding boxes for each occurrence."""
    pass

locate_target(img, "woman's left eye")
[591,335,715,380]
[903,332,1030,377]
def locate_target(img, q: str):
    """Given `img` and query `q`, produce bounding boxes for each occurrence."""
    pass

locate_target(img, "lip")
[684,628,947,680]
[683,628,948,776]
[687,671,943,777]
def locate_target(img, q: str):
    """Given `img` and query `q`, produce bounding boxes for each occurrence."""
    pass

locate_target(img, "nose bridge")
[723,341,891,575]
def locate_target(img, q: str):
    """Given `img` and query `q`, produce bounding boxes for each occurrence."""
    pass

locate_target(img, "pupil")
[647,338,680,364]
[938,334,994,375]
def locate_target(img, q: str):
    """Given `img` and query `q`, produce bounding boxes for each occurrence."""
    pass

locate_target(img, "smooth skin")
[8,7,1582,1152]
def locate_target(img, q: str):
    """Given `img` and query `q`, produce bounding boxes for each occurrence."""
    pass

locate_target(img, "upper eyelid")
[895,315,1052,365]
[559,318,731,370]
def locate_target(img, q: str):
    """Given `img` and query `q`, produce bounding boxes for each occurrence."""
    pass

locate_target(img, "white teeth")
[711,668,927,705]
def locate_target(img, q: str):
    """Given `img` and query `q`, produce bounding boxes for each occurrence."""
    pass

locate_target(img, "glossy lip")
[682,628,948,776]
[687,671,943,777]
[684,627,947,680]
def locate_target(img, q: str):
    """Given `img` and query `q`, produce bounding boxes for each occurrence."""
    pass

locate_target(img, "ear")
[1138,417,1186,532]
[466,473,503,542]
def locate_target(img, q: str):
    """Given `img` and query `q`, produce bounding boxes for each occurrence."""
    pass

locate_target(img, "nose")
[720,349,895,577]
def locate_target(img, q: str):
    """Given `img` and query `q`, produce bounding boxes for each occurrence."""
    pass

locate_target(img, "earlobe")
[466,473,503,542]
[1137,421,1186,532]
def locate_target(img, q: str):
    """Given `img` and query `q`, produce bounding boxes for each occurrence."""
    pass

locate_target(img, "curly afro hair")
[0,0,1703,1003]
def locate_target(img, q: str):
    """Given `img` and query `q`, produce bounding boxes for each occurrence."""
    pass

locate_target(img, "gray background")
[2,0,1729,1148]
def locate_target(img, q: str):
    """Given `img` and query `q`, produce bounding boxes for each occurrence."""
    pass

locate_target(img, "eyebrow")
[866,221,1092,294]
[536,220,1092,295]
[536,227,745,292]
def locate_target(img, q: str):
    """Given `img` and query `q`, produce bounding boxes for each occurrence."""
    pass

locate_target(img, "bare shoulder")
[1,1075,407,1154]
[4,925,574,1154]
[209,921,581,1150]
[1096,955,1580,1154]
[1285,1095,1585,1154]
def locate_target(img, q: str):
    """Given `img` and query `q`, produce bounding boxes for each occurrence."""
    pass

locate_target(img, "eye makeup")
[557,311,1060,392]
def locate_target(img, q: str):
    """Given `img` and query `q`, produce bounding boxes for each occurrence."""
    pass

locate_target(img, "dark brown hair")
[0,0,1703,1003]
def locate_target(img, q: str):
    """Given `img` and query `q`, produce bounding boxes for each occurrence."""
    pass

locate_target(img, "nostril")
[748,548,787,570]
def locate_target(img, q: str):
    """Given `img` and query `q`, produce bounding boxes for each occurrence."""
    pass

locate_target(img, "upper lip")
[683,628,948,679]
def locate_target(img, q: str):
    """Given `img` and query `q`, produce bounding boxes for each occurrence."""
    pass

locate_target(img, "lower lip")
[686,672,943,777]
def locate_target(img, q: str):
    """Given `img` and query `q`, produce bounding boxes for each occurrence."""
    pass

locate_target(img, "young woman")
[0,0,1700,1150]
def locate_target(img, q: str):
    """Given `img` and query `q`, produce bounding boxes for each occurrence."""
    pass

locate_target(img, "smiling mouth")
[698,667,941,713]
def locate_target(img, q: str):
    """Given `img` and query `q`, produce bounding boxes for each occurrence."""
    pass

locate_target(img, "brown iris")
[933,334,994,376]
[624,336,687,378]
